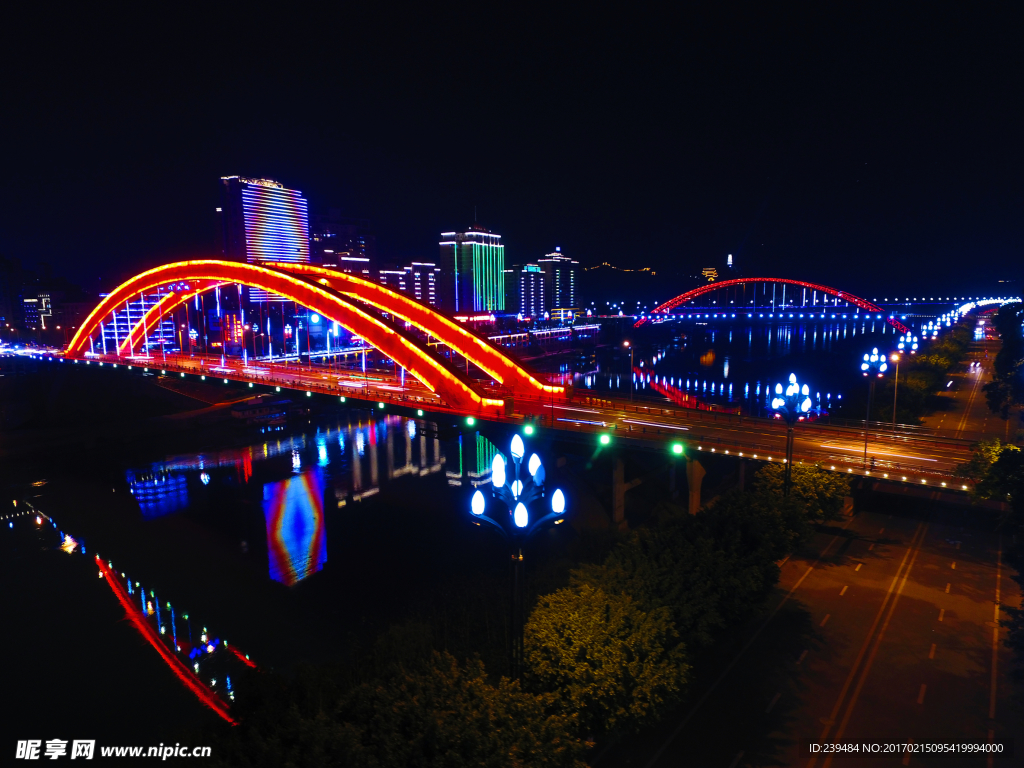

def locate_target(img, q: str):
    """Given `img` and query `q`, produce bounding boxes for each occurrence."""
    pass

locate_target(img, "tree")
[524,583,688,734]
[751,462,850,523]
[984,303,1024,419]
[212,653,587,768]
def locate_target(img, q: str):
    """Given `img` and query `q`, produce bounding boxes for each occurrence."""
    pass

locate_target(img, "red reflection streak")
[634,368,740,415]
[227,645,257,669]
[95,557,236,725]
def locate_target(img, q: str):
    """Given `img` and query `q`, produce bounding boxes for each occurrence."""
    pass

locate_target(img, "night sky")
[1,3,1020,297]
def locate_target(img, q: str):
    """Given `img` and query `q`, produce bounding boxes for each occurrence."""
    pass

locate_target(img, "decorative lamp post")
[771,373,812,495]
[890,353,901,434]
[468,433,567,680]
[623,340,634,401]
[860,347,888,467]
[897,334,918,355]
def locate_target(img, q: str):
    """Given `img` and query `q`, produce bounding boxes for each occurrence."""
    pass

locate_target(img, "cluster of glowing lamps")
[469,434,566,680]
[770,373,811,495]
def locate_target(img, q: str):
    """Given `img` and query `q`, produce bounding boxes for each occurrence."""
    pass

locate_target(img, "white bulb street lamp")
[771,372,812,495]
[860,347,888,468]
[468,434,567,680]
[897,334,918,354]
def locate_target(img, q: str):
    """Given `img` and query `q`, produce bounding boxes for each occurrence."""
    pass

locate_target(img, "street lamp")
[623,340,634,400]
[771,373,812,495]
[890,353,901,434]
[860,347,888,467]
[468,434,567,680]
[897,334,918,354]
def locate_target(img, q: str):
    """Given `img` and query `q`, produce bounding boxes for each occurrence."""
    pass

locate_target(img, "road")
[922,341,1017,442]
[600,498,1022,767]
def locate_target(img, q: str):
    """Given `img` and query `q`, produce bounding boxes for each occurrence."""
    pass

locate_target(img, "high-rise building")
[538,248,579,311]
[310,211,377,277]
[219,176,310,302]
[378,261,441,307]
[438,225,505,312]
[504,264,546,318]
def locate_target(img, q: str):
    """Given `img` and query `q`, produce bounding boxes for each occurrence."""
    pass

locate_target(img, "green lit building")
[438,225,505,313]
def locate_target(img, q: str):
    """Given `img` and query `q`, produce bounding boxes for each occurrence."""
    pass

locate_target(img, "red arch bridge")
[65,259,568,416]
[52,260,977,503]
[634,277,911,334]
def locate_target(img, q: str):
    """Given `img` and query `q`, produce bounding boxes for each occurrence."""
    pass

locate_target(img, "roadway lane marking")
[902,740,914,766]
[879,528,885,534]
[868,543,875,550]
[728,751,744,768]
[646,517,857,768]
[945,583,950,593]
[766,692,781,713]
[820,614,831,627]
[955,365,985,437]
[797,650,808,665]
[928,643,936,659]
[990,541,1002,720]
[808,522,927,768]
[819,445,938,461]
[951,561,956,569]
[839,586,848,596]
[916,684,927,704]
[938,609,945,621]
[820,523,930,768]
[855,563,862,571]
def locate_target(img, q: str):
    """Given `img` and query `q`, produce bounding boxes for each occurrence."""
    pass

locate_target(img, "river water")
[542,318,914,417]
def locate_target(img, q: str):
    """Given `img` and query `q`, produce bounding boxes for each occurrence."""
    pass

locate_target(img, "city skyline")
[1,5,1020,297]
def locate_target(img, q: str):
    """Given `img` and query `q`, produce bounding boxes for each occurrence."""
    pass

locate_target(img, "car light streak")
[820,444,938,461]
[621,419,690,431]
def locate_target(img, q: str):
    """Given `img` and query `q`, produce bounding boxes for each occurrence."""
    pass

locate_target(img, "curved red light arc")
[66,261,501,413]
[266,262,564,397]
[642,277,910,334]
[96,557,236,724]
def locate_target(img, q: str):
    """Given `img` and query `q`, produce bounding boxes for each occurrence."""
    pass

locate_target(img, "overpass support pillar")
[686,458,706,516]
[612,456,642,530]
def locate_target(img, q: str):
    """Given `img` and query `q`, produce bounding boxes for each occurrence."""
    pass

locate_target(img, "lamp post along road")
[890,353,901,433]
[469,434,567,680]
[771,373,812,496]
[623,340,634,401]
[860,347,888,467]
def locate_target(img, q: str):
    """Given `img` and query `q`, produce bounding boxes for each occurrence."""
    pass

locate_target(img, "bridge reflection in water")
[126,414,447,586]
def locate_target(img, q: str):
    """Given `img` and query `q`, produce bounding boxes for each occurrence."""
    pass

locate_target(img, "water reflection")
[127,471,189,518]
[125,414,450,586]
[560,319,894,412]
[263,470,327,586]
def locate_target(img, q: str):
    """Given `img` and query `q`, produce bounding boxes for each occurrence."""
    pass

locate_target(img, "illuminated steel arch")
[266,262,564,396]
[640,277,910,333]
[67,260,504,414]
